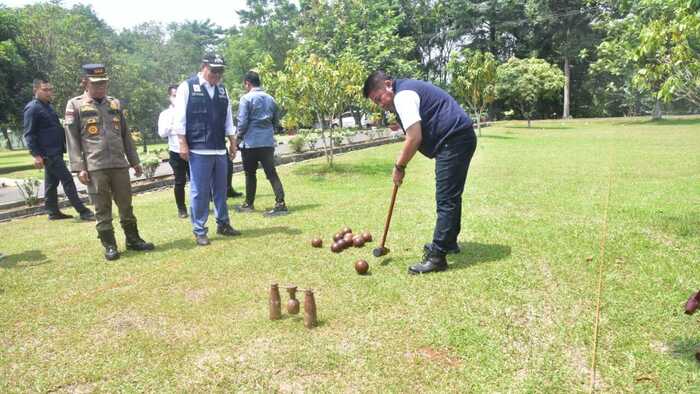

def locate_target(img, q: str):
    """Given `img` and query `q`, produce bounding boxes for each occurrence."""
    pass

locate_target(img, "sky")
[2,0,249,30]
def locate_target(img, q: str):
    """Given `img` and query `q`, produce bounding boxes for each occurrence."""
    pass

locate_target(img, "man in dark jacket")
[363,70,477,274]
[23,78,95,221]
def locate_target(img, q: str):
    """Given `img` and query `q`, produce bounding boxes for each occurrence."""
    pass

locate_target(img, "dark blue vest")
[393,79,475,158]
[185,75,229,150]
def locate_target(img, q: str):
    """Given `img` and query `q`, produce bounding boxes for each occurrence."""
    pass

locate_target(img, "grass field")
[1,117,698,392]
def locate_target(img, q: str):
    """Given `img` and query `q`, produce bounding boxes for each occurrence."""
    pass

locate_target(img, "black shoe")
[98,230,120,261]
[49,212,72,220]
[234,202,255,213]
[409,249,448,274]
[195,234,210,246]
[217,223,241,236]
[228,189,243,198]
[79,210,96,221]
[123,223,155,251]
[178,209,188,219]
[264,202,288,217]
[424,243,460,255]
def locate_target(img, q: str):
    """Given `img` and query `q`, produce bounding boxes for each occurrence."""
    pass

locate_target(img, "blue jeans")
[431,130,477,254]
[188,153,230,236]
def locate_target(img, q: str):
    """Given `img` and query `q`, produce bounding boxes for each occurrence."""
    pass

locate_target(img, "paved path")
[0,129,397,206]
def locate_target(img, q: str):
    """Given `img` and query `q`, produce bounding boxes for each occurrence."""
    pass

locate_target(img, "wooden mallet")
[373,183,399,257]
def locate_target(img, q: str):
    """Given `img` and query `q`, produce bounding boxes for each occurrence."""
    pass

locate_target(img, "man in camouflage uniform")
[64,64,154,261]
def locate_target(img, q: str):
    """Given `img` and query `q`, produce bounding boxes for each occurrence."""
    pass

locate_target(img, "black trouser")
[226,156,235,194]
[44,154,88,215]
[168,150,189,211]
[241,146,285,205]
[431,130,477,255]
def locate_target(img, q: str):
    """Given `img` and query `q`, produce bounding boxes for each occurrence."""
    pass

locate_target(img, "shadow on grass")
[238,226,302,239]
[478,134,517,140]
[150,237,197,253]
[668,337,700,365]
[0,250,50,269]
[657,213,700,238]
[293,162,391,177]
[505,124,573,130]
[617,118,700,127]
[449,242,512,270]
[268,203,320,214]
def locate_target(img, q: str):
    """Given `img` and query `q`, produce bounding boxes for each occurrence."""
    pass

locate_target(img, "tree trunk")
[1,127,13,150]
[476,111,482,137]
[563,56,571,119]
[651,97,663,120]
[527,117,531,128]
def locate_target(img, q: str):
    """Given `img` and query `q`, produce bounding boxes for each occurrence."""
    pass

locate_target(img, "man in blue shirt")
[363,70,477,274]
[234,71,287,216]
[23,78,95,221]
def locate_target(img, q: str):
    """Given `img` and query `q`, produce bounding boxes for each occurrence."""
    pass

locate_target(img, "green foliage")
[288,135,305,153]
[0,7,31,133]
[496,57,565,127]
[593,0,700,117]
[140,152,161,179]
[15,3,115,114]
[262,51,366,166]
[448,49,498,135]
[16,174,41,206]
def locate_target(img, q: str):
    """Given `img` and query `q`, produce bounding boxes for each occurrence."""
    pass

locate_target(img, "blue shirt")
[23,99,66,157]
[236,87,278,148]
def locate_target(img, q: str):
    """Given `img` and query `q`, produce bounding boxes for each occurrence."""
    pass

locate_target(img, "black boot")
[97,230,120,261]
[123,223,155,251]
[409,247,447,274]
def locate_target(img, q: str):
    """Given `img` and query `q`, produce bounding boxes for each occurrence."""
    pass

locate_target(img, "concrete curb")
[0,136,402,222]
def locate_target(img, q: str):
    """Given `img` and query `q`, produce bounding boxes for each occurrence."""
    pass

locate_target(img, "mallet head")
[372,246,390,257]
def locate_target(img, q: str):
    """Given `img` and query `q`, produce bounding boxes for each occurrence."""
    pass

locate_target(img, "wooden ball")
[353,236,365,247]
[354,259,369,275]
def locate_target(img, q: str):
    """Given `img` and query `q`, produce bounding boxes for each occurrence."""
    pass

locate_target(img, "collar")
[251,87,263,92]
[197,73,218,89]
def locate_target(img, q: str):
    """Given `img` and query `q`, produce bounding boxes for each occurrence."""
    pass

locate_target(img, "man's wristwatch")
[395,163,406,172]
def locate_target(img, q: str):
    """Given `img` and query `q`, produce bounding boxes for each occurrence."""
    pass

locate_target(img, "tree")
[496,57,565,127]
[397,0,477,85]
[525,0,602,119]
[263,51,366,167]
[0,6,30,149]
[447,49,497,136]
[593,0,700,119]
[15,3,115,114]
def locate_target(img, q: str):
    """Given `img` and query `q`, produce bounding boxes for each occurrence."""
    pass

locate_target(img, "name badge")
[192,84,201,93]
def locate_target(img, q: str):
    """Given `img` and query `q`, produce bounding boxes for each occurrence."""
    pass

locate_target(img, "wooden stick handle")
[379,183,399,249]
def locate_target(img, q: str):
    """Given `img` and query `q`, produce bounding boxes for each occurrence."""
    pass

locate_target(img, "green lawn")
[1,117,698,392]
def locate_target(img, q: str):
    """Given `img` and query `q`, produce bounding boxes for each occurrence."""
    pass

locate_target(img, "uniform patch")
[110,101,119,111]
[192,84,201,93]
[88,125,99,135]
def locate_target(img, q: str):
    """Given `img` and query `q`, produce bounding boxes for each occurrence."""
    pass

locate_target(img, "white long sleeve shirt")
[157,106,181,153]
[173,73,235,155]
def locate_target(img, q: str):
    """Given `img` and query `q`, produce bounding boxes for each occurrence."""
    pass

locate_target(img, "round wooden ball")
[355,259,369,275]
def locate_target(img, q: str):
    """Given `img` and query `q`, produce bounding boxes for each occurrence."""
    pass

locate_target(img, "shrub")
[288,136,305,153]
[140,153,160,179]
[17,176,41,206]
